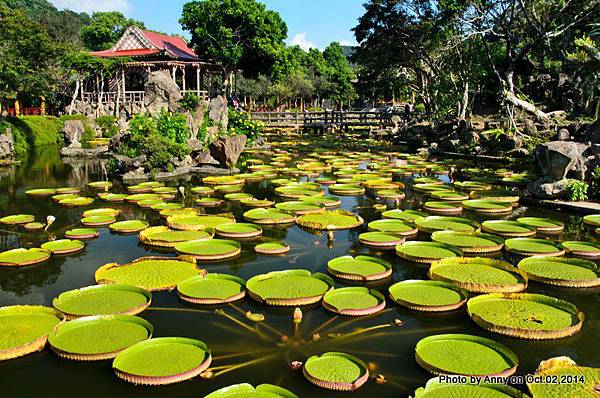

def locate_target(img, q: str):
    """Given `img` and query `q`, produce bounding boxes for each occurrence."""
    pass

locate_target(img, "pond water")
[0,143,599,397]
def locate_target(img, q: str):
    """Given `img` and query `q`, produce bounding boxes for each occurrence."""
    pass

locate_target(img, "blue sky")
[50,0,365,49]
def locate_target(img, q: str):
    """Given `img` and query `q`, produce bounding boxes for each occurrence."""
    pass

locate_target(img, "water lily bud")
[200,370,214,379]
[374,374,386,384]
[245,311,265,322]
[312,333,321,341]
[293,307,302,323]
[393,319,405,327]
[178,186,186,197]
[46,215,56,225]
[289,361,303,370]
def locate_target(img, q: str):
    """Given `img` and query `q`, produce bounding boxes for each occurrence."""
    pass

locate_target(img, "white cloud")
[289,32,316,51]
[339,40,356,47]
[50,0,132,14]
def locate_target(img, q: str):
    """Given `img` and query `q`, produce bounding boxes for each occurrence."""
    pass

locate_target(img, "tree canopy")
[81,11,145,51]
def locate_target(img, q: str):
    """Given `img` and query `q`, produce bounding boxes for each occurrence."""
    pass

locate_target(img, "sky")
[50,0,366,49]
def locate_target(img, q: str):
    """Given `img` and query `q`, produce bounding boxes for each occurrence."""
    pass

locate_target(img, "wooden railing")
[250,110,420,128]
[6,107,43,116]
[81,90,210,105]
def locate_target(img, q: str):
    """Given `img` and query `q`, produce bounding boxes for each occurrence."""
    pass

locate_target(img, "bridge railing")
[250,110,416,127]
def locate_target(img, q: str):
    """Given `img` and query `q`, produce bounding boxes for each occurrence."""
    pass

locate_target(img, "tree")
[180,0,287,93]
[81,11,145,51]
[322,42,356,109]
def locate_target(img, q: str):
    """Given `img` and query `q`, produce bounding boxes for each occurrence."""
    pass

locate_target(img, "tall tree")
[81,11,145,51]
[180,0,287,93]
[323,42,357,109]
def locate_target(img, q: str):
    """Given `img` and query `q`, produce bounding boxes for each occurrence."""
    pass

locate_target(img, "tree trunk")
[458,81,469,120]
[502,70,550,123]
[68,75,80,115]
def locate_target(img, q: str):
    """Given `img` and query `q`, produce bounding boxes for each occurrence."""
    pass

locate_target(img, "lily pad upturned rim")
[504,238,566,257]
[0,305,65,361]
[526,357,600,397]
[243,208,297,225]
[0,214,35,225]
[328,184,366,196]
[303,352,369,391]
[415,216,481,234]
[246,270,334,306]
[517,256,600,288]
[176,274,246,305]
[138,226,212,248]
[113,337,212,386]
[582,214,600,227]
[461,200,514,214]
[52,284,152,319]
[322,287,386,316]
[429,257,528,293]
[516,217,565,233]
[195,198,224,208]
[109,220,150,234]
[174,239,242,260]
[82,208,121,218]
[48,315,153,361]
[367,219,418,236]
[327,255,393,282]
[0,248,51,267]
[25,188,56,197]
[415,334,519,377]
[214,223,263,238]
[560,241,600,259]
[275,201,325,215]
[254,241,290,255]
[204,383,299,398]
[413,377,528,398]
[358,232,406,249]
[81,215,117,226]
[481,220,537,237]
[388,280,469,312]
[423,201,463,215]
[381,209,428,223]
[467,293,585,340]
[296,210,364,231]
[40,239,85,255]
[431,231,505,253]
[396,241,463,264]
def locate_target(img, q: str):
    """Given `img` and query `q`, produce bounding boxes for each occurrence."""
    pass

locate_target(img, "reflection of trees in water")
[0,256,66,297]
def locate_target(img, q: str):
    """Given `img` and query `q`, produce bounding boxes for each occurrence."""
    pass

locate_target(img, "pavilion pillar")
[182,66,186,92]
[172,66,177,87]
[196,66,201,97]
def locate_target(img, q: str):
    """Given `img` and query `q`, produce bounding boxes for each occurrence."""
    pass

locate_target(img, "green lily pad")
[215,223,263,238]
[177,274,246,304]
[0,214,35,225]
[396,241,462,263]
[59,196,94,207]
[109,220,149,234]
[113,337,211,385]
[196,197,224,207]
[203,175,244,186]
[224,193,253,202]
[25,188,56,197]
[243,208,297,225]
[24,222,45,230]
[431,231,505,253]
[303,352,369,391]
[139,226,212,248]
[98,193,128,202]
[462,200,513,214]
[453,181,493,191]
[41,239,84,255]
[368,219,417,235]
[504,238,565,256]
[83,208,120,218]
[299,195,341,207]
[467,293,584,340]
[430,190,470,202]
[517,257,600,287]
[204,383,298,398]
[389,280,468,312]
[382,209,428,223]
[53,284,151,319]
[296,210,363,230]
[255,241,290,255]
[81,215,116,226]
[327,255,392,281]
[423,201,463,214]
[88,181,113,190]
[48,315,153,360]
[52,193,78,202]
[191,186,215,196]
[517,217,564,233]
[416,216,480,233]
[470,189,520,203]
[0,248,51,267]
[429,257,527,293]
[415,334,518,377]
[328,184,365,196]
[527,357,600,397]
[0,305,63,361]
[359,232,406,249]
[151,202,184,211]
[275,201,324,215]
[482,220,537,237]
[413,183,450,194]
[323,287,385,316]
[138,199,165,208]
[175,239,241,260]
[583,214,600,227]
[561,241,600,258]
[55,187,80,194]
[412,377,527,397]
[168,215,235,231]
[246,270,333,306]
[95,256,204,291]
[126,193,162,203]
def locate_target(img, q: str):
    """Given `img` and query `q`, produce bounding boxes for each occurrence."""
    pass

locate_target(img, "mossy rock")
[359,232,406,249]
[504,238,565,257]
[204,384,298,398]
[41,239,85,255]
[25,188,56,197]
[396,241,463,263]
[109,220,149,234]
[168,215,235,231]
[415,216,480,233]
[53,284,151,319]
[429,257,527,293]
[323,287,386,316]
[296,210,364,230]
[177,274,246,304]
[0,248,51,267]
[412,377,527,397]
[254,241,290,255]
[81,215,116,227]
[0,214,35,225]
[215,223,263,239]
[244,208,296,225]
[517,257,600,288]
[368,219,418,236]
[527,357,600,397]
[48,315,153,361]
[0,305,64,361]
[415,334,518,377]
[175,239,241,260]
[516,217,564,234]
[561,241,600,259]
[113,337,211,385]
[95,256,204,291]
[303,352,369,391]
[467,293,584,340]
[431,231,504,253]
[246,270,333,306]
[139,226,212,248]
[327,255,392,282]
[382,209,428,223]
[389,280,468,312]
[462,200,513,214]
[481,220,536,237]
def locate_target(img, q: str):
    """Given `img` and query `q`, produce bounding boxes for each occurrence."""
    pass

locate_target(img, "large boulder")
[0,128,14,159]
[535,141,589,181]
[208,95,229,132]
[62,120,84,148]
[527,178,570,200]
[144,70,182,115]
[209,135,247,168]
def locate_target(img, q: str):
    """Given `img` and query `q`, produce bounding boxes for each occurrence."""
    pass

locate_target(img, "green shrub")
[180,93,201,112]
[95,116,119,138]
[567,180,589,202]
[414,103,426,113]
[156,110,190,145]
[228,108,263,145]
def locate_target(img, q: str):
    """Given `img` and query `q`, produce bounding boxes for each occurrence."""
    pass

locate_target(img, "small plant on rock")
[566,180,589,202]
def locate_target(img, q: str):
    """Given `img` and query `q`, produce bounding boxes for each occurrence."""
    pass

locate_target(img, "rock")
[496,134,523,152]
[187,139,204,152]
[523,119,537,136]
[109,132,127,153]
[208,95,229,132]
[583,119,600,143]
[209,135,247,168]
[194,151,220,166]
[527,178,570,200]
[407,134,428,150]
[189,100,209,140]
[460,130,479,145]
[62,120,84,148]
[0,128,15,159]
[557,128,570,141]
[439,138,460,152]
[506,148,530,158]
[535,141,589,181]
[144,70,182,115]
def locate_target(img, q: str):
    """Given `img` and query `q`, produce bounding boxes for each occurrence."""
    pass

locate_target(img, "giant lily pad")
[0,214,35,225]
[81,215,116,227]
[396,241,462,264]
[41,239,84,255]
[48,315,153,361]
[389,280,468,312]
[196,197,224,208]
[88,181,113,190]
[559,241,600,259]
[95,256,204,291]
[470,189,520,203]
[462,200,513,214]
[98,193,128,202]
[368,219,418,236]
[175,239,241,260]
[0,248,51,267]
[516,217,564,234]
[517,257,600,288]
[113,337,212,385]
[109,220,149,234]
[328,184,365,196]
[191,186,215,196]
[359,232,406,250]
[527,357,600,397]
[481,220,537,237]
[416,216,480,233]
[303,352,369,391]
[415,334,518,377]
[177,274,246,304]
[275,201,324,215]
[215,223,263,239]
[0,305,63,361]
[168,215,235,231]
[322,287,386,316]
[430,191,470,202]
[382,209,428,223]
[423,201,463,215]
[327,255,392,282]
[59,196,94,207]
[431,231,505,253]
[583,214,600,227]
[204,383,298,398]
[53,284,151,319]
[412,377,527,397]
[300,195,341,208]
[254,241,290,255]
[243,209,296,225]
[296,210,364,230]
[429,257,527,293]
[83,208,121,218]
[139,226,212,248]
[467,293,584,340]
[246,270,333,306]
[203,175,244,186]
[25,188,56,197]
[504,238,565,257]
